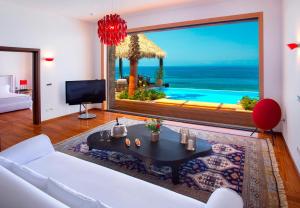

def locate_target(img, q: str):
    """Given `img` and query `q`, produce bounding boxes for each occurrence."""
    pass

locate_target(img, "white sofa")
[0,134,243,208]
[0,165,69,208]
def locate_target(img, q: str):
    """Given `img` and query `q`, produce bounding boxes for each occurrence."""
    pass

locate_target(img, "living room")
[0,0,299,208]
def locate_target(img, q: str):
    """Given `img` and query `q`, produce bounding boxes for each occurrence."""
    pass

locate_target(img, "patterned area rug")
[55,118,287,208]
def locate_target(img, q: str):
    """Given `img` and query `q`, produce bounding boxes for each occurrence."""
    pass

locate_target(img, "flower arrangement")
[145,118,162,133]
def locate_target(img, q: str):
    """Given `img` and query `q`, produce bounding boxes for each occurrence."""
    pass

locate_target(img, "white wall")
[0,2,99,120]
[282,0,300,173]
[123,0,283,129]
[0,52,32,89]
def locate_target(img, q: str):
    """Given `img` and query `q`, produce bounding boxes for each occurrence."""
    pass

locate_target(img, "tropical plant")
[240,96,258,110]
[133,88,147,101]
[118,88,166,101]
[118,90,129,99]
[137,75,150,87]
[145,118,162,133]
[147,89,165,100]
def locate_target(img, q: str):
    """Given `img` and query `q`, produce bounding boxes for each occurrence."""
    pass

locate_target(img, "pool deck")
[154,98,243,111]
[115,96,246,111]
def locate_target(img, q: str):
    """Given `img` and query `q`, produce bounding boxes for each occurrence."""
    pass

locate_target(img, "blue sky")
[119,20,259,67]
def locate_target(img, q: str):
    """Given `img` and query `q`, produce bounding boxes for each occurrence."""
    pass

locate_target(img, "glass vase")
[151,131,160,142]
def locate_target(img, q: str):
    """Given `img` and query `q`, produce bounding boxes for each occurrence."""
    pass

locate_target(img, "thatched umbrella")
[116,34,166,96]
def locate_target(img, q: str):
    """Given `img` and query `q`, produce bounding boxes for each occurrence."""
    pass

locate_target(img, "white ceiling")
[0,0,224,22]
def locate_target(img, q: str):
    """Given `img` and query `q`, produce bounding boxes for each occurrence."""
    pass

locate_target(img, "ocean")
[115,65,259,92]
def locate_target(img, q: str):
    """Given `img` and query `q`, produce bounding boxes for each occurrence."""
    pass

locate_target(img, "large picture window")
[106,13,263,127]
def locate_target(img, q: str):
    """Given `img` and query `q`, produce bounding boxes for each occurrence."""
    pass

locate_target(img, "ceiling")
[0,0,224,22]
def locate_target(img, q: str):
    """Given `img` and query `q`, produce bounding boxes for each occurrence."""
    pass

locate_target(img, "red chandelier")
[97,14,127,46]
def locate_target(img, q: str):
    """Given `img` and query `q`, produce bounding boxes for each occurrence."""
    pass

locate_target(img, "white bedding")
[0,92,32,113]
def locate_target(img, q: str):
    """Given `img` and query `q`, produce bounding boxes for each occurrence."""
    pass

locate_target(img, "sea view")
[115,65,259,91]
[115,65,259,104]
[114,20,259,104]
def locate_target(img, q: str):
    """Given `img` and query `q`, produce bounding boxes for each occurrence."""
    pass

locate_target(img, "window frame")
[104,12,264,128]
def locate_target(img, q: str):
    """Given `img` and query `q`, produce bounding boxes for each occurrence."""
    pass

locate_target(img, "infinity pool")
[156,88,259,104]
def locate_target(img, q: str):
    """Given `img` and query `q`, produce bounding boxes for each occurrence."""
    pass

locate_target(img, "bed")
[0,75,32,113]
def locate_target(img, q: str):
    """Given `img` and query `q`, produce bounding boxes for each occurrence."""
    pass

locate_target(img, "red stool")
[251,98,281,145]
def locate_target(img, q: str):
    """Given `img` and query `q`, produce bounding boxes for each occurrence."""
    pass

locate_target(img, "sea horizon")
[115,65,259,92]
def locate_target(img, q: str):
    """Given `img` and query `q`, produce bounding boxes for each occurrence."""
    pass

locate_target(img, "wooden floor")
[0,109,299,208]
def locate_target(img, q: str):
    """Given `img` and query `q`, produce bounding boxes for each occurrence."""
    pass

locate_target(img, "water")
[115,65,259,104]
[156,87,258,104]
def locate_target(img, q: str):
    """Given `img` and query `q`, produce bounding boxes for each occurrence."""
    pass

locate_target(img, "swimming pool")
[156,88,259,104]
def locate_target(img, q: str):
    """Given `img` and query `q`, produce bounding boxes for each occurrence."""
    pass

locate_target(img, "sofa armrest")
[0,134,55,165]
[205,188,243,208]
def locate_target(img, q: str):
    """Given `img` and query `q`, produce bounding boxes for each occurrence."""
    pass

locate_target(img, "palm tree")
[128,34,141,96]
[115,34,166,97]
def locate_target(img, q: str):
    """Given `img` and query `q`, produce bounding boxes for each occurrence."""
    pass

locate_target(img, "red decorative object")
[252,98,281,144]
[253,98,281,130]
[287,43,299,50]
[20,80,28,85]
[43,57,54,61]
[20,80,28,90]
[97,14,127,46]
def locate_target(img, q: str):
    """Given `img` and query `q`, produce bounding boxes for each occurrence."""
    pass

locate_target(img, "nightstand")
[15,89,32,96]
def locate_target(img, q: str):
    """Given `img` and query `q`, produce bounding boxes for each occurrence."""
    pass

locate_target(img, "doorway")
[0,46,41,124]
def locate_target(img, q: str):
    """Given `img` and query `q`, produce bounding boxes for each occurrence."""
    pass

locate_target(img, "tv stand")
[79,103,96,119]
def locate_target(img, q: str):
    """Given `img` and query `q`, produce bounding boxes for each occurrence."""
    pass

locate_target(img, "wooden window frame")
[103,12,264,128]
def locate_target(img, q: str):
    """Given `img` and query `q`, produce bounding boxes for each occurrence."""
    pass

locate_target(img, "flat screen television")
[66,80,106,105]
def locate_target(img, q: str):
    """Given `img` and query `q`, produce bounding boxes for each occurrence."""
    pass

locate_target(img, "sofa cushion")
[0,134,55,165]
[27,151,205,208]
[10,163,48,190]
[0,165,69,208]
[0,155,14,169]
[46,178,109,208]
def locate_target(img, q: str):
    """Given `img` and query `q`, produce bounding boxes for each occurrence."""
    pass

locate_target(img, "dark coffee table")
[87,124,212,184]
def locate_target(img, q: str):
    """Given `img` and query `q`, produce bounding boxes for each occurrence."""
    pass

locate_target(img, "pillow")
[0,134,55,165]
[0,84,10,94]
[46,178,108,208]
[10,163,48,190]
[0,156,14,169]
[205,188,243,208]
[0,166,70,208]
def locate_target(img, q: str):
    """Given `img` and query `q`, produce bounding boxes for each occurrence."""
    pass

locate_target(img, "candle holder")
[135,138,141,147]
[186,132,196,151]
[179,128,189,144]
[125,138,131,147]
